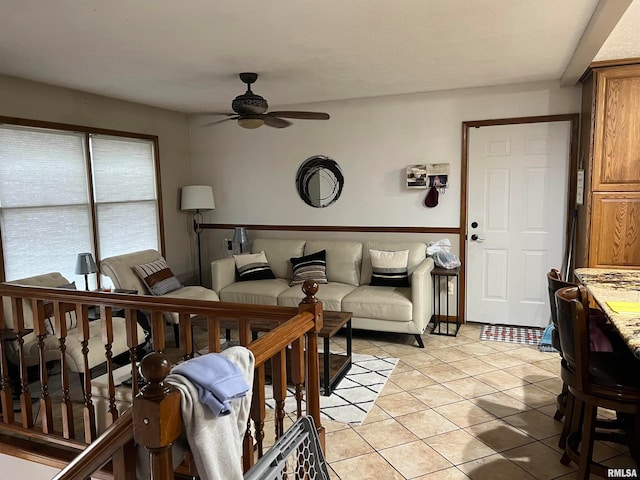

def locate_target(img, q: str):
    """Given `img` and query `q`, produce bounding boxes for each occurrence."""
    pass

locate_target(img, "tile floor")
[316,322,637,480]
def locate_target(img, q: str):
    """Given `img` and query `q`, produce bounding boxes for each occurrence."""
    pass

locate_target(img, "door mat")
[480,324,543,345]
[265,353,398,426]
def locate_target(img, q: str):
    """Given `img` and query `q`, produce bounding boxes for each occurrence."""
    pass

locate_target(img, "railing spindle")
[0,304,14,424]
[55,301,74,439]
[124,309,141,397]
[77,304,96,443]
[101,306,118,429]
[208,316,221,353]
[291,337,305,418]
[179,313,193,361]
[150,311,165,353]
[272,349,287,439]
[32,299,53,434]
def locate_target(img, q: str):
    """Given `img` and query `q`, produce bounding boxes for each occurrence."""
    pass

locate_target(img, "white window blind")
[0,124,160,285]
[90,135,159,259]
[0,126,91,281]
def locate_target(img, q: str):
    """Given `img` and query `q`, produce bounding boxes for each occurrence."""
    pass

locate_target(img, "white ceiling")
[0,0,639,114]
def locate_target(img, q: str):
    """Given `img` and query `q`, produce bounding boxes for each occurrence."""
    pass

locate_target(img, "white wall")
[189,81,581,263]
[0,75,197,280]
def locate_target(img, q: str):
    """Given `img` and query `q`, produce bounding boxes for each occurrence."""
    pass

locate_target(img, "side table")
[430,266,461,336]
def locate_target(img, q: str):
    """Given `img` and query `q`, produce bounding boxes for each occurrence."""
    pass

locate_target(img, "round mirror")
[295,155,344,208]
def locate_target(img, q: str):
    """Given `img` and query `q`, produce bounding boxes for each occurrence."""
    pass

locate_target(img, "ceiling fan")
[202,72,330,129]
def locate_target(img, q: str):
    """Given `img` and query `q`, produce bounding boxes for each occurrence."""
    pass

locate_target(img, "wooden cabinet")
[576,62,640,270]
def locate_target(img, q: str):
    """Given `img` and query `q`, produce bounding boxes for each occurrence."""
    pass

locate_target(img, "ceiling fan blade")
[263,115,292,128]
[201,117,238,127]
[267,111,330,120]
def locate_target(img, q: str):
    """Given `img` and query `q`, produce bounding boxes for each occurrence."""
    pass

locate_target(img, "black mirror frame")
[295,155,344,208]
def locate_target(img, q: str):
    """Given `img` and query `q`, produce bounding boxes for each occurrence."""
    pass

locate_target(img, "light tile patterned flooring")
[319,322,637,480]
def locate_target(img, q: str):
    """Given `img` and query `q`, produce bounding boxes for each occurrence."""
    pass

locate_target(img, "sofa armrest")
[410,256,435,333]
[211,257,237,295]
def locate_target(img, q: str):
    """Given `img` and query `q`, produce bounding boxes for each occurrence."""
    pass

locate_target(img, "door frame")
[459,114,580,322]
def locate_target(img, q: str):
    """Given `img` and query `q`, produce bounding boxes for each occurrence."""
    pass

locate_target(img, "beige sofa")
[1,272,146,373]
[100,249,219,345]
[211,239,434,347]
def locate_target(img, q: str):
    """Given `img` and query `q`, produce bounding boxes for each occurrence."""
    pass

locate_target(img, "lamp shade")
[181,185,215,211]
[75,252,97,275]
[232,227,248,244]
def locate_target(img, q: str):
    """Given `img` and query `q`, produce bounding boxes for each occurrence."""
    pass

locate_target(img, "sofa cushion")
[133,259,183,295]
[290,250,328,286]
[161,285,220,324]
[360,242,427,285]
[304,241,362,286]
[234,251,276,281]
[277,282,356,311]
[220,278,290,306]
[369,249,410,287]
[252,239,306,280]
[342,286,413,322]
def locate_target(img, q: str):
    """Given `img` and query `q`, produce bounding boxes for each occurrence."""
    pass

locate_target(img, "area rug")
[265,353,398,426]
[480,324,543,345]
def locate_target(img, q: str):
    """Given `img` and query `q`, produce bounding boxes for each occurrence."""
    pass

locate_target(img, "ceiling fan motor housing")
[232,93,268,114]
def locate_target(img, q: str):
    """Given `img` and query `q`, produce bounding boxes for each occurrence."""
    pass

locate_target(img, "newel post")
[133,352,181,480]
[298,280,325,451]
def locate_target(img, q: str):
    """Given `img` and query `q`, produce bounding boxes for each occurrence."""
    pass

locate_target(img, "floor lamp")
[181,185,215,285]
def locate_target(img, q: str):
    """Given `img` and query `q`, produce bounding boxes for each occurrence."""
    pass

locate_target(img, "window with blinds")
[0,122,161,287]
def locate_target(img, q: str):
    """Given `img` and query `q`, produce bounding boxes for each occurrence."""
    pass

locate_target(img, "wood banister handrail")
[0,284,301,318]
[0,279,325,479]
[249,312,314,366]
[52,408,135,480]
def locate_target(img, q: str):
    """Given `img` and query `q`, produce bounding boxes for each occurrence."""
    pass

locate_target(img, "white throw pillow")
[369,249,410,287]
[234,251,276,281]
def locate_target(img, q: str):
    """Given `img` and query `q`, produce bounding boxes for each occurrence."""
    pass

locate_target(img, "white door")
[466,122,570,327]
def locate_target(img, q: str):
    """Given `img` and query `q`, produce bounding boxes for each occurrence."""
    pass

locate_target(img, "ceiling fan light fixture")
[237,117,264,129]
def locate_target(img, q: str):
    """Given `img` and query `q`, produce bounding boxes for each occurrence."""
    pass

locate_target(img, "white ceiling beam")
[560,0,633,86]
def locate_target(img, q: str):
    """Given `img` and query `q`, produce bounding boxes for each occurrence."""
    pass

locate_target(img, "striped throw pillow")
[234,251,276,281]
[290,250,329,287]
[133,259,183,295]
[369,249,410,287]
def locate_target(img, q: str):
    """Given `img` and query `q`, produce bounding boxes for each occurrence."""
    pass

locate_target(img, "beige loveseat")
[1,272,146,373]
[211,239,434,347]
[100,249,219,345]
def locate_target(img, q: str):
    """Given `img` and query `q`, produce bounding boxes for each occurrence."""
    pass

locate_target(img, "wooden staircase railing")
[0,279,324,479]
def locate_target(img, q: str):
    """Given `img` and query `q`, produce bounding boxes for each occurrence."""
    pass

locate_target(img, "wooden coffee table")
[318,311,352,396]
[215,310,352,396]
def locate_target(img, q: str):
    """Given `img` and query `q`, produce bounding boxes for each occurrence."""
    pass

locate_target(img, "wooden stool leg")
[577,403,597,480]
[554,382,568,421]
[562,393,583,466]
[559,391,574,450]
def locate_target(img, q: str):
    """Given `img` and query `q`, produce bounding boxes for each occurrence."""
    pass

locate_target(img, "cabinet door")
[589,192,640,268]
[592,66,640,191]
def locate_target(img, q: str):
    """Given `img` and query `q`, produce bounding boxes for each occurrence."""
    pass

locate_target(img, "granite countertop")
[575,268,640,360]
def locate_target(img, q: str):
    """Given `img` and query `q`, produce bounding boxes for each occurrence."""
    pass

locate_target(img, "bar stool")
[555,285,640,479]
[546,268,572,421]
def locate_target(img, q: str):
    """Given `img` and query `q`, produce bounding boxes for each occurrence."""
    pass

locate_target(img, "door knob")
[471,234,485,242]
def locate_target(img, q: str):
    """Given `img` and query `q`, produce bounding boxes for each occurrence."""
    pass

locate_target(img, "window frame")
[0,115,165,283]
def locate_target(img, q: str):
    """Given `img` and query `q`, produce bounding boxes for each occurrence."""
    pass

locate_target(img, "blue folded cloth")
[172,353,250,416]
